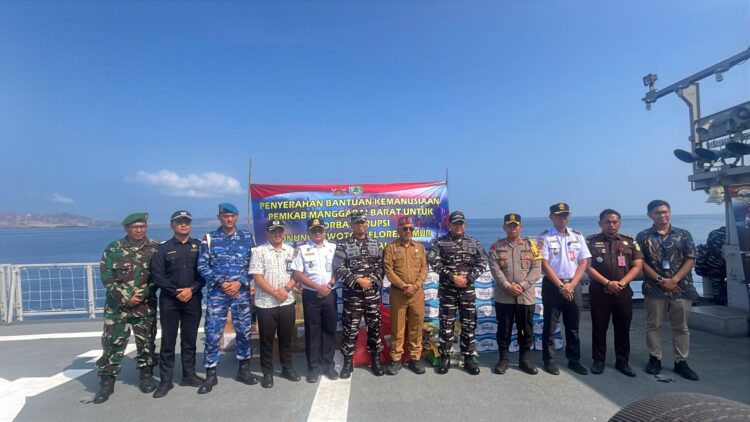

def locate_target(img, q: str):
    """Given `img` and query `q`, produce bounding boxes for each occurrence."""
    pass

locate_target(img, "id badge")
[568,249,576,262]
[662,259,671,270]
[617,255,626,267]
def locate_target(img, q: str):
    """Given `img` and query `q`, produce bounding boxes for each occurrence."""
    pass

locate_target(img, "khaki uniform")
[488,238,542,305]
[383,240,428,361]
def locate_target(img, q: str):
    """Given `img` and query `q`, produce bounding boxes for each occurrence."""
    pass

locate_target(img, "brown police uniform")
[586,233,643,365]
[383,239,428,362]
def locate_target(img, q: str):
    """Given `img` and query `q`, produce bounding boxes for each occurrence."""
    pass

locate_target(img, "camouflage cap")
[218,203,239,214]
[122,212,148,227]
[350,211,367,223]
[550,202,570,215]
[504,213,521,225]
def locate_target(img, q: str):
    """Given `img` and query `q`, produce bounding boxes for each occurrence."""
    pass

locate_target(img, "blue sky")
[1,0,748,222]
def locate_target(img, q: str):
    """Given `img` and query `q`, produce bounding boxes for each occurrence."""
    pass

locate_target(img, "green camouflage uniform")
[96,237,160,376]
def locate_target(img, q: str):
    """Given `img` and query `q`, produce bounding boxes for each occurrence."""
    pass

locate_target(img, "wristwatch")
[284,285,292,293]
[656,276,664,284]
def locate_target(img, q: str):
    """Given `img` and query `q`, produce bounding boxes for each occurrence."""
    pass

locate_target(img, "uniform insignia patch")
[596,257,603,263]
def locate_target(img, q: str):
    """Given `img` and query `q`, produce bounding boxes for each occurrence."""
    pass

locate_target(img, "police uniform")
[333,211,385,378]
[586,230,643,372]
[538,203,591,371]
[427,211,487,372]
[197,203,257,393]
[487,213,542,375]
[290,218,338,378]
[151,211,205,393]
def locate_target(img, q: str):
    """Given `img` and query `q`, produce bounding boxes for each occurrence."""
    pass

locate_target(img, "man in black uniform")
[151,210,206,398]
[585,209,643,377]
[334,210,385,379]
[427,211,487,375]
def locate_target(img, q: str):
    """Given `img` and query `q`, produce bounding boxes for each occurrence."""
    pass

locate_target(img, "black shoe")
[324,365,339,380]
[306,368,321,383]
[408,359,426,375]
[645,356,661,375]
[197,368,217,394]
[464,356,480,375]
[615,362,636,378]
[139,367,158,394]
[544,361,560,375]
[93,375,115,404]
[179,375,205,387]
[260,374,274,388]
[152,382,173,399]
[236,359,258,385]
[590,361,605,375]
[518,353,538,375]
[674,361,699,381]
[386,361,401,375]
[339,359,353,379]
[371,353,385,377]
[494,359,509,375]
[436,356,450,374]
[568,361,588,375]
[280,367,301,382]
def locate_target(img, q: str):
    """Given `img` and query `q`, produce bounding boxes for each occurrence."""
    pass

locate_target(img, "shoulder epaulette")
[570,228,582,235]
[539,229,549,236]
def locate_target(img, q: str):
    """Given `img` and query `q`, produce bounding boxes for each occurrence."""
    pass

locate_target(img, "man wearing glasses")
[383,216,428,375]
[428,211,487,375]
[150,211,206,398]
[197,203,257,393]
[94,212,160,403]
[538,203,591,376]
[291,218,339,383]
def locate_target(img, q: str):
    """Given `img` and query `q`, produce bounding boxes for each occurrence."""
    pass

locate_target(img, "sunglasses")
[401,227,414,232]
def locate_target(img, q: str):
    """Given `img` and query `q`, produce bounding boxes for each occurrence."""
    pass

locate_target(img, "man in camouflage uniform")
[93,212,160,404]
[334,210,385,379]
[197,203,258,394]
[427,211,487,375]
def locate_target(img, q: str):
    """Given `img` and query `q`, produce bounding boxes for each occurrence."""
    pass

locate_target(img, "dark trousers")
[256,302,296,375]
[158,294,202,382]
[494,302,534,356]
[541,277,582,363]
[302,288,338,371]
[589,286,633,364]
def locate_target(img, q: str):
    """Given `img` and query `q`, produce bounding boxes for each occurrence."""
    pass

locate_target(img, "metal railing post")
[86,264,96,318]
[9,267,18,323]
[0,265,7,324]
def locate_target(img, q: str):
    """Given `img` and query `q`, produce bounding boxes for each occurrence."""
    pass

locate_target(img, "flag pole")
[247,158,252,233]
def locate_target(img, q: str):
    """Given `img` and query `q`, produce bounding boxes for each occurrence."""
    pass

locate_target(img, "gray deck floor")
[1,308,748,421]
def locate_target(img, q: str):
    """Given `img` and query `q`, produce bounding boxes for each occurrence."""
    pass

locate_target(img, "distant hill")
[0,212,118,229]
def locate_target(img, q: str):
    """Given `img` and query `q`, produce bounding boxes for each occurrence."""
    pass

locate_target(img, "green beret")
[122,212,148,226]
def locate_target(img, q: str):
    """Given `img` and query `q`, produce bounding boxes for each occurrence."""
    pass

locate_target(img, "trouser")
[494,302,534,355]
[96,307,158,376]
[390,287,425,361]
[541,277,582,363]
[302,288,338,371]
[203,289,253,368]
[438,283,477,356]
[645,297,691,362]
[158,294,202,382]
[589,285,632,364]
[256,302,296,375]
[341,287,383,358]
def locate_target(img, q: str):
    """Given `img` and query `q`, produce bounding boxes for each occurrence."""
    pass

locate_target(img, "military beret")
[307,218,325,229]
[218,203,239,215]
[122,212,148,227]
[449,211,466,223]
[350,211,367,223]
[504,213,521,225]
[550,202,570,215]
[266,219,284,231]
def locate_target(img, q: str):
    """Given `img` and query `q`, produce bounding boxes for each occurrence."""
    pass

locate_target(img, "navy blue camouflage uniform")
[334,235,385,357]
[197,227,256,368]
[427,234,488,357]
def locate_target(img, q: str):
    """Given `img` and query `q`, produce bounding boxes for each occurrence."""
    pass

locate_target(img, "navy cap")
[170,210,192,222]
[266,219,284,231]
[307,218,325,230]
[504,213,521,225]
[449,211,466,224]
[550,203,570,215]
[350,211,367,223]
[218,203,239,214]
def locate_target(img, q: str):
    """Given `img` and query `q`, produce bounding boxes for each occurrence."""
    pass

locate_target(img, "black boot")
[519,350,538,375]
[370,353,384,377]
[236,359,258,385]
[339,358,353,379]
[139,367,158,394]
[436,355,450,374]
[494,351,510,375]
[464,355,480,375]
[93,375,115,404]
[198,368,218,394]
